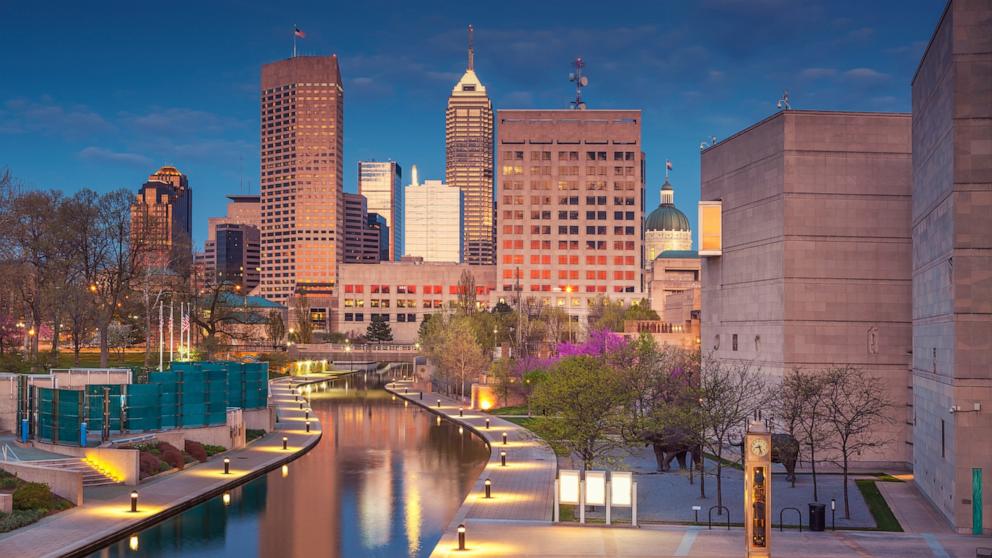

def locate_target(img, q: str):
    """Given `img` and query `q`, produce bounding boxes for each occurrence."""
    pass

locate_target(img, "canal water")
[89,376,489,558]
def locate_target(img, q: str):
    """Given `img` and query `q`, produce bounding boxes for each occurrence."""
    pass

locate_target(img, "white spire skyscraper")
[446,25,494,265]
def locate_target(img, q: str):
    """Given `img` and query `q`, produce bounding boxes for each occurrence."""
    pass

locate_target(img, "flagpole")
[293,25,297,58]
[158,300,163,371]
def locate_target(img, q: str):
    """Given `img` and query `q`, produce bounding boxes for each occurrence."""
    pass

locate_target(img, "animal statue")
[771,433,799,484]
[648,428,799,484]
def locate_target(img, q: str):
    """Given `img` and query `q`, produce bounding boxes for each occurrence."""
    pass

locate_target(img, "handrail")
[1,443,21,462]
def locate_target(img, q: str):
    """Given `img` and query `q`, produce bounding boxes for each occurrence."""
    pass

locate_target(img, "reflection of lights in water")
[459,426,464,435]
[436,416,441,426]
[222,492,231,506]
[404,468,422,556]
[129,535,139,551]
[359,451,392,549]
[281,464,289,478]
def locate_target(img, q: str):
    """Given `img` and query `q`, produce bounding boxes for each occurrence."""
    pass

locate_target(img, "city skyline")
[0,0,940,245]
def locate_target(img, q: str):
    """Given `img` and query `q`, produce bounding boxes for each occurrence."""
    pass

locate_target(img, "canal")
[89,375,490,558]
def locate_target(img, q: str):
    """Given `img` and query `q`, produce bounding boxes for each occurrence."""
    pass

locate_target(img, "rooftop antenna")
[776,90,791,110]
[467,24,474,71]
[699,136,718,150]
[569,58,589,110]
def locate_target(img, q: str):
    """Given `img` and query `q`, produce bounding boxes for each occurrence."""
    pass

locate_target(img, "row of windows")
[342,284,488,295]
[501,180,638,192]
[343,313,419,323]
[501,151,637,161]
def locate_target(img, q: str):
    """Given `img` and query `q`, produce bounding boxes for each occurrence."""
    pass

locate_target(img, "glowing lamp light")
[282,436,288,450]
[457,523,466,551]
[485,418,491,430]
[484,478,492,499]
[223,457,230,475]
[130,490,139,513]
[480,400,493,411]
[500,450,507,467]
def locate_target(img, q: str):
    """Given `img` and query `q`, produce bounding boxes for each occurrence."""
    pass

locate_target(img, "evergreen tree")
[366,318,393,343]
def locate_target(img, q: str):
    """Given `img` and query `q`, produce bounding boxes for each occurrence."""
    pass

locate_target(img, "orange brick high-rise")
[259,55,344,311]
[496,110,644,319]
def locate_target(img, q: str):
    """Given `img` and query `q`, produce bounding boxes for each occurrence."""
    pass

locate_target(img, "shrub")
[0,509,45,533]
[246,429,266,442]
[203,444,226,457]
[184,440,208,462]
[13,482,54,511]
[160,448,184,470]
[138,452,162,479]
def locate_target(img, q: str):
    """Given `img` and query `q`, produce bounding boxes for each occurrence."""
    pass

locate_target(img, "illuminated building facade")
[130,165,192,271]
[358,160,402,260]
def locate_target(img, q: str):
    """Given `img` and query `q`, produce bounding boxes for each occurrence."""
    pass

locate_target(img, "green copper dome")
[645,179,690,232]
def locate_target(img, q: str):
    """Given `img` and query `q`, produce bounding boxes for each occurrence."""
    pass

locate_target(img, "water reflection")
[90,378,488,558]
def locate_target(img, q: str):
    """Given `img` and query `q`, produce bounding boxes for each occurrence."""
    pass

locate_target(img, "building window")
[732,334,738,351]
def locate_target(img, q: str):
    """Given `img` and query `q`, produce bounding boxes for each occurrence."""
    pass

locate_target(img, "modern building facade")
[645,178,692,261]
[358,160,403,260]
[258,55,344,309]
[130,165,193,271]
[699,110,914,465]
[404,171,463,263]
[367,213,389,263]
[911,0,992,534]
[336,261,496,343]
[495,109,644,318]
[201,194,262,290]
[343,192,382,264]
[446,26,495,266]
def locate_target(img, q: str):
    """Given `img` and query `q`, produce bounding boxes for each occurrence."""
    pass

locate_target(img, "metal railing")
[1,443,21,462]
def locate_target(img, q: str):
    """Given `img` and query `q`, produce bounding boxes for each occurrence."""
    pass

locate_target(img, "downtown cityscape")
[0,1,990,557]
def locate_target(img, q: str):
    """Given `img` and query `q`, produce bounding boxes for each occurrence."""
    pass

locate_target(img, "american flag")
[294,27,305,38]
[666,160,673,171]
[181,313,189,333]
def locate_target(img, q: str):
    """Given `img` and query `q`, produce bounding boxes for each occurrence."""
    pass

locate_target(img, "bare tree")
[266,310,286,350]
[456,269,477,314]
[291,294,313,344]
[824,366,892,519]
[699,358,770,514]
[775,367,832,497]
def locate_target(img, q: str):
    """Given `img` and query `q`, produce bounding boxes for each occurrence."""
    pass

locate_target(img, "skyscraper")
[201,194,262,290]
[130,165,192,271]
[343,192,382,264]
[495,110,644,315]
[259,55,344,310]
[358,160,402,260]
[446,25,494,266]
[404,166,463,263]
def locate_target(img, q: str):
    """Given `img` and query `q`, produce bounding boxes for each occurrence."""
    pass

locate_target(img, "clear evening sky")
[0,0,939,246]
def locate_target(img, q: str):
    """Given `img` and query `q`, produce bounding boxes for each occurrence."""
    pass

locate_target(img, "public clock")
[750,438,769,457]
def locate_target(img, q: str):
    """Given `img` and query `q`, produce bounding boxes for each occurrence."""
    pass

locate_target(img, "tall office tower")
[367,213,389,262]
[259,55,344,307]
[130,165,193,271]
[358,160,403,260]
[911,0,992,534]
[446,25,494,265]
[496,110,644,316]
[342,192,382,263]
[404,168,463,263]
[202,194,262,290]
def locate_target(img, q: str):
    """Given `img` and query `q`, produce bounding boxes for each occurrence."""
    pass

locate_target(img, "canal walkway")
[0,375,324,558]
[383,379,557,556]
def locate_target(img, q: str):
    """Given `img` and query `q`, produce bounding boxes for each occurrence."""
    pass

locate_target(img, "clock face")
[750,438,769,457]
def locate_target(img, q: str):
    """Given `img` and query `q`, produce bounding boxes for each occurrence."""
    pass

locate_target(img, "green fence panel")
[37,388,54,442]
[126,384,162,431]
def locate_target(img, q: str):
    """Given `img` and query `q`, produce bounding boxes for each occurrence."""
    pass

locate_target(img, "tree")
[107,322,134,361]
[436,317,487,398]
[456,269,477,314]
[366,318,394,343]
[587,296,627,332]
[775,367,831,495]
[622,299,660,322]
[530,355,628,470]
[490,358,513,407]
[824,366,892,519]
[266,311,286,349]
[63,280,96,364]
[699,359,769,514]
[292,295,313,344]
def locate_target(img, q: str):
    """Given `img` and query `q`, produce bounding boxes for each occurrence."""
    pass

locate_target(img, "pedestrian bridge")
[290,343,423,365]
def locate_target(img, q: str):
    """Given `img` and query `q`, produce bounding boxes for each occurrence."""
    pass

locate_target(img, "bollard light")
[484,478,492,499]
[457,523,466,551]
[485,418,490,430]
[130,490,139,512]
[223,457,230,475]
[502,432,508,445]
[222,492,231,506]
[281,464,289,478]
[129,535,139,551]
[299,402,304,410]
[500,450,507,467]
[419,392,423,400]
[437,399,442,408]
[459,407,464,417]
[305,409,310,420]
[306,420,311,432]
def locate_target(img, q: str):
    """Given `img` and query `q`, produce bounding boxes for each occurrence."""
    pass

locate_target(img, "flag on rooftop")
[294,27,305,38]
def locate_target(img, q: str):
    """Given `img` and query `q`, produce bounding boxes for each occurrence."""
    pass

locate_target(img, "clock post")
[745,420,772,558]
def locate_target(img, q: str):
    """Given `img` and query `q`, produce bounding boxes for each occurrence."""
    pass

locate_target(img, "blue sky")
[0,0,939,246]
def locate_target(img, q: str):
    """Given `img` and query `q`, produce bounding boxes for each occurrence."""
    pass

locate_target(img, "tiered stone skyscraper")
[258,55,344,306]
[446,25,494,265]
[130,165,192,271]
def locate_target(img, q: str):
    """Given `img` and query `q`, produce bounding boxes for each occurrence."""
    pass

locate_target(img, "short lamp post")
[500,450,507,467]
[305,409,310,420]
[437,399,442,408]
[484,478,492,499]
[459,407,464,417]
[502,432,508,445]
[305,420,311,433]
[831,498,836,530]
[485,418,490,430]
[130,490,139,513]
[282,436,288,450]
[223,458,230,475]
[457,524,466,551]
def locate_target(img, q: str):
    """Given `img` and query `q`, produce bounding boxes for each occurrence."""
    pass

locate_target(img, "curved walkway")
[383,379,557,557]
[0,376,322,558]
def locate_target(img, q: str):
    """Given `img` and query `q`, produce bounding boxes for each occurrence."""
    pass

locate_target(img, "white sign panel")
[585,471,607,506]
[559,470,580,505]
[611,471,633,507]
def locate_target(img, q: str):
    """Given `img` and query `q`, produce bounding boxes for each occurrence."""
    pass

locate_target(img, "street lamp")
[223,457,230,474]
[130,490,139,512]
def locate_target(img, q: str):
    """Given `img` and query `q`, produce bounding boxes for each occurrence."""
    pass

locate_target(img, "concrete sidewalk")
[0,376,323,558]
[430,519,986,557]
[383,379,557,557]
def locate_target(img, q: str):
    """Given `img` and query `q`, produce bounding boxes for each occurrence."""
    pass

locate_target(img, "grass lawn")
[503,416,540,430]
[856,479,903,532]
[489,405,530,416]
[0,350,149,373]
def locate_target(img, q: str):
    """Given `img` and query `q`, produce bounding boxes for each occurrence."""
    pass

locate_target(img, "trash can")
[808,503,826,532]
